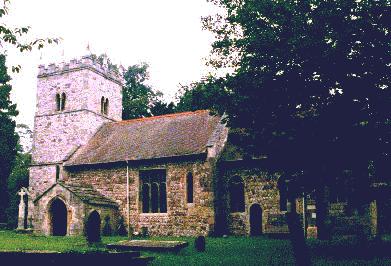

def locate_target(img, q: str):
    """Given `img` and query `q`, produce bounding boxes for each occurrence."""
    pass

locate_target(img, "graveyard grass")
[1,230,391,265]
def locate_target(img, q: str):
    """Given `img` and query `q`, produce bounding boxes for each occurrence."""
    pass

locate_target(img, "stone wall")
[85,70,122,121]
[29,165,57,198]
[31,111,111,164]
[223,167,289,235]
[33,184,119,236]
[66,159,216,236]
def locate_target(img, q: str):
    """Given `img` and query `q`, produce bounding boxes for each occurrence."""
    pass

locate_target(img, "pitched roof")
[65,110,222,166]
[34,181,118,207]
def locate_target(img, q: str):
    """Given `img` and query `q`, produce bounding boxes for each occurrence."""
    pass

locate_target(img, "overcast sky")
[5,0,218,127]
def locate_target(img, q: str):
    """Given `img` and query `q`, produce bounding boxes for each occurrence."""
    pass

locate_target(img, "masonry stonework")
[222,166,288,235]
[33,184,119,236]
[66,159,216,236]
[30,56,123,199]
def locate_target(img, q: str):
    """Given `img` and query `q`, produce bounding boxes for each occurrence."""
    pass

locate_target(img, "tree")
[6,125,31,228]
[175,77,227,113]
[6,151,30,228]
[0,0,57,223]
[0,54,18,223]
[204,0,390,263]
[122,63,173,119]
[91,53,119,72]
[15,123,33,153]
[0,0,58,72]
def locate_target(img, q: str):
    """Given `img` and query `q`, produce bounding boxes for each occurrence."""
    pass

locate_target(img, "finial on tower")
[86,42,91,55]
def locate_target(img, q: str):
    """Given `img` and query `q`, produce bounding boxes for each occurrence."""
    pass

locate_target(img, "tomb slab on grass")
[107,240,189,252]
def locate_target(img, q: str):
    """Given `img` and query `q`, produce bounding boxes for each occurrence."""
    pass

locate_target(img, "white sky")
[4,0,219,128]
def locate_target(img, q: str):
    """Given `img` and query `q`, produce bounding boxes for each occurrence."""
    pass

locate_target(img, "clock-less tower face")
[29,56,123,196]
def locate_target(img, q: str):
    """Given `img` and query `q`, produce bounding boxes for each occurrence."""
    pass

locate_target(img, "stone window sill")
[230,211,245,214]
[140,213,168,216]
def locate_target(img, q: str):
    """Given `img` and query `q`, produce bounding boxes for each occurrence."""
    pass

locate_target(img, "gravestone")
[195,236,205,252]
[86,211,101,243]
[141,226,149,237]
[117,216,127,236]
[103,216,112,236]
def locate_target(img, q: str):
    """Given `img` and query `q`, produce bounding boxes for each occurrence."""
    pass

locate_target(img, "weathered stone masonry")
[66,159,216,236]
[220,163,289,235]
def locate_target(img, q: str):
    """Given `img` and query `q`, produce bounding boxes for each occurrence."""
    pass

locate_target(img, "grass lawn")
[1,230,391,265]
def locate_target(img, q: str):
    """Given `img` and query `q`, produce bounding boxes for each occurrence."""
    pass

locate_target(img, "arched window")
[104,98,109,115]
[142,183,150,213]
[140,170,167,213]
[186,172,193,203]
[229,176,245,213]
[101,97,105,114]
[56,93,61,111]
[55,165,60,181]
[278,177,287,211]
[151,182,159,212]
[160,182,167,213]
[61,93,66,111]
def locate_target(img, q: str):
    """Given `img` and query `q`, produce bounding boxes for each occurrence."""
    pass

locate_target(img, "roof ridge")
[114,110,209,125]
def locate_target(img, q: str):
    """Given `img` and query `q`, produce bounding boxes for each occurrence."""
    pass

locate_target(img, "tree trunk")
[315,185,329,240]
[286,197,311,266]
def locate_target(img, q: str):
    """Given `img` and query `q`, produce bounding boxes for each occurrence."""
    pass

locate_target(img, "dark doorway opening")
[50,198,67,236]
[86,210,101,243]
[250,204,263,236]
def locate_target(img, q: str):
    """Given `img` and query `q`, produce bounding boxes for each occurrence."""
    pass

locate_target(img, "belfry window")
[186,172,193,203]
[229,176,245,213]
[104,98,109,115]
[101,97,109,115]
[101,97,105,114]
[56,93,66,111]
[278,177,287,211]
[61,93,66,111]
[140,169,167,213]
[55,165,60,181]
[56,94,61,111]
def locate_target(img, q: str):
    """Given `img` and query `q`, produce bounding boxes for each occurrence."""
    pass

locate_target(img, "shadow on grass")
[308,237,391,260]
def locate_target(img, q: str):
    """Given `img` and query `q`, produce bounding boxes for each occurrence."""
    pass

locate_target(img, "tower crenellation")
[38,55,124,85]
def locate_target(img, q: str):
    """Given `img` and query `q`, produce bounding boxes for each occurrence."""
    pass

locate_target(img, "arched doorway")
[86,210,101,242]
[49,198,67,236]
[250,204,262,236]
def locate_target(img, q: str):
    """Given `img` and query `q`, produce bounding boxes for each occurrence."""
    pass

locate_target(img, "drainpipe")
[126,160,130,238]
[303,192,307,238]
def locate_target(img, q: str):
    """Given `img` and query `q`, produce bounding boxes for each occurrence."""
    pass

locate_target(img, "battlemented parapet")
[38,55,125,86]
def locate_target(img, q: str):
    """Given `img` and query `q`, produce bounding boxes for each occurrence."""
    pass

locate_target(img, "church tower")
[29,55,123,197]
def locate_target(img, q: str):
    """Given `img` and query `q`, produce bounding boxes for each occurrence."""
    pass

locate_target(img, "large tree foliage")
[175,77,227,113]
[0,54,18,222]
[204,0,390,189]
[204,0,390,258]
[122,63,173,119]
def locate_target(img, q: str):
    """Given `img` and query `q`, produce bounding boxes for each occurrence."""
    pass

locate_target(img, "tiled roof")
[65,110,222,166]
[60,182,118,207]
[34,181,118,207]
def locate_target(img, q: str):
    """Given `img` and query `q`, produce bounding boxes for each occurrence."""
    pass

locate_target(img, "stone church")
[28,55,388,238]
